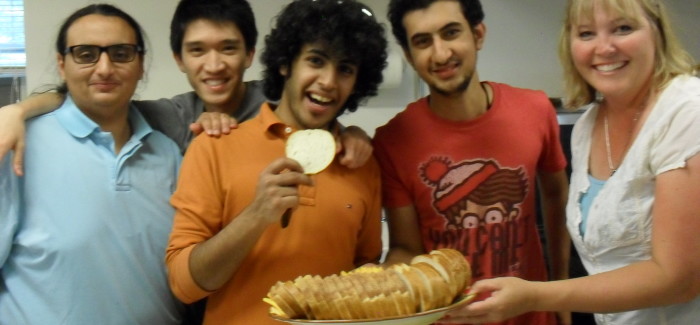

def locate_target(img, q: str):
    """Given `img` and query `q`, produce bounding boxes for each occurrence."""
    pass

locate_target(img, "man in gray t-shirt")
[151,0,265,153]
[136,0,265,153]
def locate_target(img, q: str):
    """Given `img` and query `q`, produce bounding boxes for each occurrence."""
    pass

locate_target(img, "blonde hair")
[558,0,696,109]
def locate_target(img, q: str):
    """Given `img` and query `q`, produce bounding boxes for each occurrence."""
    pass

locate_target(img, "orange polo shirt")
[165,103,382,325]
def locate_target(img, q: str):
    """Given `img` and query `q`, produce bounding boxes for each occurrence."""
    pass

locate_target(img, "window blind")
[0,0,26,68]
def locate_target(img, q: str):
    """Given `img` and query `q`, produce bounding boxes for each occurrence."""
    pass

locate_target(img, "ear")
[402,47,415,69]
[244,48,255,69]
[473,22,486,51]
[173,52,187,73]
[138,56,145,80]
[279,64,289,77]
[57,53,66,81]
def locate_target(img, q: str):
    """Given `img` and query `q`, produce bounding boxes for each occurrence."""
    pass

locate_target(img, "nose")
[594,34,616,56]
[317,66,338,91]
[94,52,115,76]
[203,51,225,72]
[431,38,452,64]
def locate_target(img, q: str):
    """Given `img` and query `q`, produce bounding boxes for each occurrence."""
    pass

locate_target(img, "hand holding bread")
[281,129,336,228]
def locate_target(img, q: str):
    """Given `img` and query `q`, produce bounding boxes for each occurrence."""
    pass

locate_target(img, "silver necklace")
[603,113,617,176]
[603,108,642,176]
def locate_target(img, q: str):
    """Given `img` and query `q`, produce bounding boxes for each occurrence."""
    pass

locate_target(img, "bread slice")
[263,295,290,318]
[330,274,363,319]
[285,129,336,174]
[412,262,453,308]
[283,279,312,319]
[393,264,432,312]
[431,249,471,294]
[411,253,455,296]
[267,281,304,318]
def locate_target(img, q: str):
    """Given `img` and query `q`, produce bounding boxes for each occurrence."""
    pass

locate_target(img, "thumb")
[13,139,25,177]
[335,136,357,168]
[189,123,204,135]
[334,134,343,155]
[468,278,502,295]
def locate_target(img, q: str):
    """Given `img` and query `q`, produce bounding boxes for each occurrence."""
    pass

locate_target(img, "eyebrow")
[183,38,243,48]
[307,48,330,59]
[409,22,463,42]
[306,47,358,66]
[576,16,636,28]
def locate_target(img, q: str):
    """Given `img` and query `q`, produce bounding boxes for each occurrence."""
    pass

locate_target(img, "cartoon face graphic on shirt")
[421,158,527,230]
[458,200,518,229]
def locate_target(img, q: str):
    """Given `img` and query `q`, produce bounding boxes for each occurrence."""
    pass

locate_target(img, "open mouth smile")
[594,62,627,72]
[309,93,333,105]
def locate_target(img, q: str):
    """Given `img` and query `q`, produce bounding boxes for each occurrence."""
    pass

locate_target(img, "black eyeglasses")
[64,44,143,64]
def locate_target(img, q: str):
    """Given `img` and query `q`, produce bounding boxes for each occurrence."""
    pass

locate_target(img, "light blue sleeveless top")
[578,174,606,237]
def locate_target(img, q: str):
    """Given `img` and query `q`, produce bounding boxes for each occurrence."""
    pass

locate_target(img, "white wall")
[478,0,567,97]
[24,0,699,135]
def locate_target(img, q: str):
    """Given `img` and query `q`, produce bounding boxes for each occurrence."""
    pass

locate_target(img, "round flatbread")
[286,129,336,174]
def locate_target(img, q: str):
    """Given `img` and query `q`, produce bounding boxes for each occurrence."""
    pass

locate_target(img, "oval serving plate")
[269,293,476,325]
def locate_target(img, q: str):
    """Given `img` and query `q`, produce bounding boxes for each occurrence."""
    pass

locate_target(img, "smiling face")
[174,19,254,113]
[58,14,143,117]
[274,43,358,131]
[402,0,484,96]
[569,0,657,100]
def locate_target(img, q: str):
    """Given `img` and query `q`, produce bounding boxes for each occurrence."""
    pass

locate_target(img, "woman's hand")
[440,277,539,324]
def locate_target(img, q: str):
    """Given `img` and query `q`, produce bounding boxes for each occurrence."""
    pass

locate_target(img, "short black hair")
[170,0,257,55]
[261,0,388,115]
[388,0,484,50]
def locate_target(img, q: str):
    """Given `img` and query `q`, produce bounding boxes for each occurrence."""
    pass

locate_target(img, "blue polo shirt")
[0,96,183,324]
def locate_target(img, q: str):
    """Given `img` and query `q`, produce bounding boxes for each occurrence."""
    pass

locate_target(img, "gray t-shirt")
[134,80,266,153]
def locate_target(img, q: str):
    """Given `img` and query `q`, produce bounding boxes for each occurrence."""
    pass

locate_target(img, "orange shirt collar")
[258,102,341,138]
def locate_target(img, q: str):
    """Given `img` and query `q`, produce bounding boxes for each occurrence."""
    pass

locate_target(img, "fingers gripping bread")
[264,248,471,320]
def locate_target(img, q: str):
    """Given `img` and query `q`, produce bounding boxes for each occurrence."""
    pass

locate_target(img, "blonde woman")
[443,0,700,324]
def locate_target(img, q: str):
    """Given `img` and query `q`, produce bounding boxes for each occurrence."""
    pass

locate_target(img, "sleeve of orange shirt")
[166,136,223,303]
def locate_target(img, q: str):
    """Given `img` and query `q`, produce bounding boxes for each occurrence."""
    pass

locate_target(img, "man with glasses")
[0,4,183,324]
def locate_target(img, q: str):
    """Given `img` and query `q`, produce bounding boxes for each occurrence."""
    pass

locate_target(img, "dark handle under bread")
[281,209,292,228]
